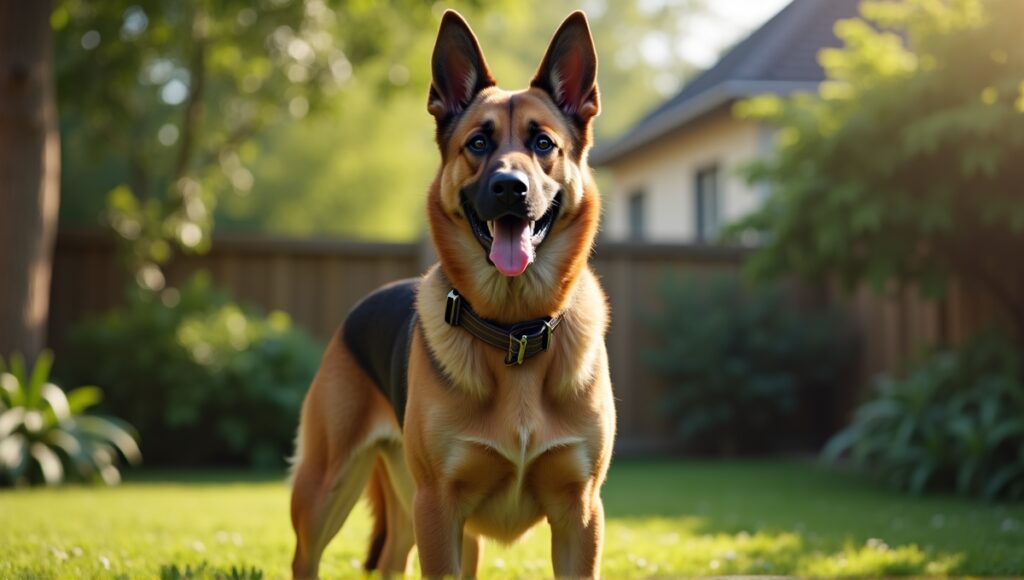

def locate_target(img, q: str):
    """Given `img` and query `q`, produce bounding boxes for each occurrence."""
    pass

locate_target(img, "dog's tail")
[363,458,388,571]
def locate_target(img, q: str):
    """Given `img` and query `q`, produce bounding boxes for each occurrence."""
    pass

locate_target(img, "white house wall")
[601,110,770,242]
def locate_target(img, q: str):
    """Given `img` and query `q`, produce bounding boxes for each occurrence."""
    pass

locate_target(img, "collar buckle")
[507,334,529,366]
[444,289,462,326]
[541,319,554,351]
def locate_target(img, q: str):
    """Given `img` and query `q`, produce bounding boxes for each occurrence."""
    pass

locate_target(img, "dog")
[289,10,614,578]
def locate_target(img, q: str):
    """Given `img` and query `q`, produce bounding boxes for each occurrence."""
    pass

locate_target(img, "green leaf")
[986,419,1024,448]
[821,426,862,464]
[26,350,54,408]
[8,354,27,392]
[0,372,21,408]
[0,433,28,480]
[75,416,142,465]
[40,383,71,424]
[29,442,64,486]
[66,386,103,415]
[909,461,935,494]
[983,463,1024,500]
[0,408,26,439]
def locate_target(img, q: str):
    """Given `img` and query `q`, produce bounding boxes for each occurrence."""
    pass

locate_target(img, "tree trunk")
[0,0,61,361]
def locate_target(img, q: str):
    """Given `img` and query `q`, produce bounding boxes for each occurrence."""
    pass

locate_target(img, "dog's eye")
[533,134,555,154]
[466,135,489,155]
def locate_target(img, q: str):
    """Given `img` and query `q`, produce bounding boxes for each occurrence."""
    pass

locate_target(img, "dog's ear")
[531,11,599,125]
[428,10,495,122]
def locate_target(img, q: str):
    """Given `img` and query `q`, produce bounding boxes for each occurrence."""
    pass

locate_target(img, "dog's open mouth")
[463,193,561,277]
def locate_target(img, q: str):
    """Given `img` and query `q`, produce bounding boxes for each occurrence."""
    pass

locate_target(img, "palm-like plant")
[0,351,141,486]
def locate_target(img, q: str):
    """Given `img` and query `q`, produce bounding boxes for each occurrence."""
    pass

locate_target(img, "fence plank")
[48,229,1015,452]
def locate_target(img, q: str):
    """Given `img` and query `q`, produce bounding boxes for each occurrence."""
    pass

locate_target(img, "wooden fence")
[48,229,1010,453]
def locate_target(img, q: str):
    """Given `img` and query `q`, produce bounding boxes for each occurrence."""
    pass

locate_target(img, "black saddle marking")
[341,278,419,427]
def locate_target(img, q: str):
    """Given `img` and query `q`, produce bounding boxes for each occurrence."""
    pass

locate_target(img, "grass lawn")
[1,460,1022,578]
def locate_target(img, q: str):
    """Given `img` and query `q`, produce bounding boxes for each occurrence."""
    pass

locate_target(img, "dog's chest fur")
[411,266,609,541]
[440,369,595,541]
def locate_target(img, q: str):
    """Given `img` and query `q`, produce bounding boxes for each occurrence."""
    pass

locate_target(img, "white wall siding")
[602,110,768,243]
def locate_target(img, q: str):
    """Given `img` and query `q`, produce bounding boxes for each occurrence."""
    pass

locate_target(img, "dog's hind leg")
[363,459,389,572]
[461,533,484,579]
[369,450,416,578]
[290,337,400,579]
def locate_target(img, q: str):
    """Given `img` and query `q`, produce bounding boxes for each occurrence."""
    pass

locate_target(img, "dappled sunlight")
[0,465,1014,577]
[799,540,963,577]
[603,520,803,576]
[482,514,966,577]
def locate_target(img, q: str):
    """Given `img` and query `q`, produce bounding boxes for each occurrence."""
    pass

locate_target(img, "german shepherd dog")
[289,10,613,579]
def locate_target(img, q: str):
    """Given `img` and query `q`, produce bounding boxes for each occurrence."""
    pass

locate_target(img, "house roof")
[591,0,862,166]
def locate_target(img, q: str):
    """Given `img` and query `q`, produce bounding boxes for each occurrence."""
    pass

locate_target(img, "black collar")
[443,288,563,366]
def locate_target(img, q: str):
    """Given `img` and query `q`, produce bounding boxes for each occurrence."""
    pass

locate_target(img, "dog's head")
[426,10,601,304]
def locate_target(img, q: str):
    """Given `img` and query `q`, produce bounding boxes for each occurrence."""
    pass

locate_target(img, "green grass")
[1,460,1022,578]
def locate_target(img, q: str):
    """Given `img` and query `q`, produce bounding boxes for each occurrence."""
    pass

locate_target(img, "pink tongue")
[489,218,534,276]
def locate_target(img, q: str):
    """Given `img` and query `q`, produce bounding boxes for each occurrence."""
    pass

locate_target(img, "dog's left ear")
[531,11,600,125]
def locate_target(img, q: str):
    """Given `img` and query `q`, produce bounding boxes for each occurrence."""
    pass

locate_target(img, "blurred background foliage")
[64,274,321,468]
[726,0,1024,496]
[645,275,856,456]
[824,331,1024,500]
[0,352,141,487]
[730,0,1024,338]
[55,0,705,283]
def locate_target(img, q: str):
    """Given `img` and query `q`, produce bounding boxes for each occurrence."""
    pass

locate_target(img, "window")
[695,166,720,243]
[627,190,645,241]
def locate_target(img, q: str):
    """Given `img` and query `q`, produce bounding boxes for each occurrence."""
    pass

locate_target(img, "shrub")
[64,273,322,468]
[0,351,140,487]
[823,332,1024,499]
[645,274,856,455]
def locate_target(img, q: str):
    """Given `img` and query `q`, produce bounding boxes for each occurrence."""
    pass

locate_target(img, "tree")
[731,0,1024,338]
[53,0,470,290]
[0,0,61,360]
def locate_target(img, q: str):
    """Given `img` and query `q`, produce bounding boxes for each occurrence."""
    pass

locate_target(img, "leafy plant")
[729,0,1024,337]
[65,272,321,468]
[0,351,140,487]
[645,274,856,455]
[824,332,1024,499]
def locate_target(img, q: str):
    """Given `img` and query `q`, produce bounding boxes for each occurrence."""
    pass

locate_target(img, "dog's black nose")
[489,171,528,206]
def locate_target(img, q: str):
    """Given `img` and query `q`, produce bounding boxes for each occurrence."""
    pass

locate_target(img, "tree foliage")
[731,0,1024,334]
[57,1,704,248]
[54,0,468,289]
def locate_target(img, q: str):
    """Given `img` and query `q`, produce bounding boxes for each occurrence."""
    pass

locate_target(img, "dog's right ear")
[428,10,495,122]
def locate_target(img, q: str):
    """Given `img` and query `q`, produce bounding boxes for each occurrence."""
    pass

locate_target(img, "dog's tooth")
[487,220,495,237]
[530,220,536,234]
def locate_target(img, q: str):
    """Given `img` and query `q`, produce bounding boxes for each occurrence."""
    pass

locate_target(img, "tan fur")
[290,11,613,579]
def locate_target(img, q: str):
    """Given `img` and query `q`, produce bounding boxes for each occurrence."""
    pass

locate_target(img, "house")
[592,0,861,243]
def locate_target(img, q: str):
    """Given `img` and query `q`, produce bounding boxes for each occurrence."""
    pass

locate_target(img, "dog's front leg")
[414,486,464,578]
[549,494,604,579]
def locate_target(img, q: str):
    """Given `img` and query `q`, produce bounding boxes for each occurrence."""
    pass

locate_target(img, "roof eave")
[591,79,821,167]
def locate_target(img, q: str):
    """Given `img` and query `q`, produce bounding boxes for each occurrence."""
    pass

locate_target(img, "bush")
[64,273,322,468]
[823,332,1024,499]
[645,274,856,455]
[0,351,140,487]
